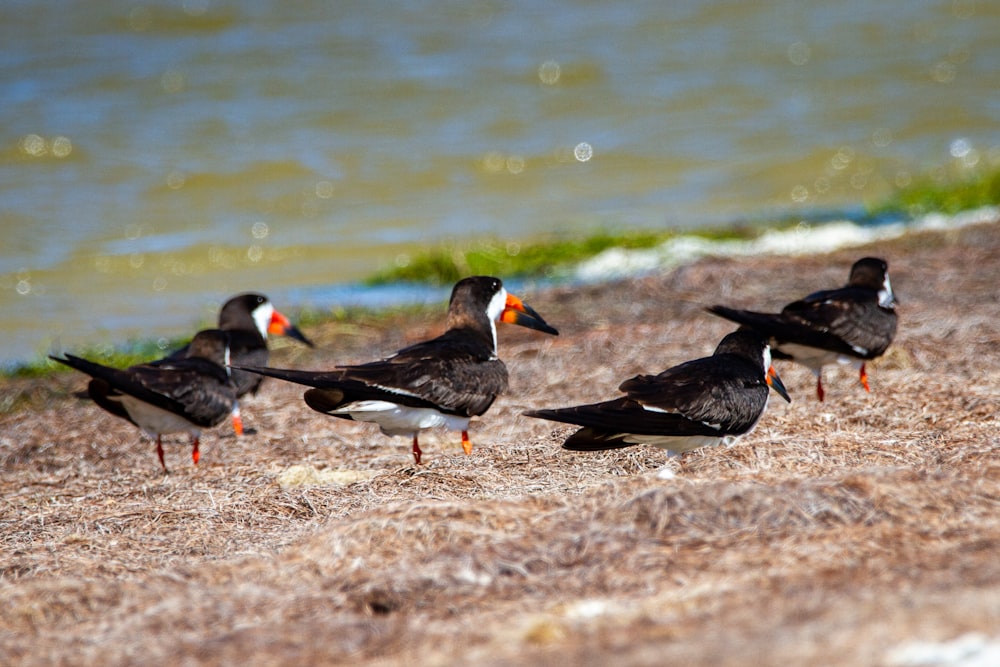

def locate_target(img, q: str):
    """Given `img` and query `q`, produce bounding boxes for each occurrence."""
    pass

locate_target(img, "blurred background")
[2,0,998,365]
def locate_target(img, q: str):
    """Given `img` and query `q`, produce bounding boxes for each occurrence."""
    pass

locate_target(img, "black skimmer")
[524,329,790,454]
[707,257,897,401]
[169,293,313,435]
[50,329,236,472]
[233,276,558,464]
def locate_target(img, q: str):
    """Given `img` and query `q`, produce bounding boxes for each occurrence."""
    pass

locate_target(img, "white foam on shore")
[574,206,999,282]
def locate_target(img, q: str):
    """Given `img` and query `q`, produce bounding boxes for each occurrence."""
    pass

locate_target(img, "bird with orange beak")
[166,293,313,435]
[234,276,558,463]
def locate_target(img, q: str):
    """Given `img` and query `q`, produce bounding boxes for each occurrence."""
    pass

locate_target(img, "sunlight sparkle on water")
[950,138,972,158]
[315,180,335,199]
[830,146,855,171]
[19,134,72,158]
[574,142,593,162]
[506,155,525,174]
[871,128,892,148]
[51,136,72,158]
[950,137,980,168]
[482,151,505,173]
[167,170,186,189]
[251,221,270,239]
[787,41,811,66]
[538,60,561,85]
[930,60,956,83]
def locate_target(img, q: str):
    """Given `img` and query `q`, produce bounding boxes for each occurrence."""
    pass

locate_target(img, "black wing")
[163,330,265,397]
[707,303,882,359]
[618,354,768,434]
[53,354,234,429]
[527,397,723,439]
[780,288,897,358]
[235,329,508,418]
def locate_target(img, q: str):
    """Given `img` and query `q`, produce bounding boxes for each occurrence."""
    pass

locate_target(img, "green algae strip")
[869,165,1000,217]
[365,225,764,287]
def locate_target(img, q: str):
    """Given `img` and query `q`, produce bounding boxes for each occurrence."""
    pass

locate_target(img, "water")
[2,0,998,365]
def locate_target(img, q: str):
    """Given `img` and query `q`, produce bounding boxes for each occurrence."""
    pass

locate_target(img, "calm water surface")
[2,0,999,364]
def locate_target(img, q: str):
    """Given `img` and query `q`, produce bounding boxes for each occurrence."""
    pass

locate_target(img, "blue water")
[1,0,999,364]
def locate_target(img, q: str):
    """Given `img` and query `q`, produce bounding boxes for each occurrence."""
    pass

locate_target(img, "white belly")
[335,400,471,437]
[119,395,200,437]
[776,343,861,374]
[622,433,733,456]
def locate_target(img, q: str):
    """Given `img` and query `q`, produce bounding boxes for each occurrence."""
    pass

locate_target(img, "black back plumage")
[526,329,784,451]
[52,329,235,431]
[242,280,510,420]
[707,257,897,360]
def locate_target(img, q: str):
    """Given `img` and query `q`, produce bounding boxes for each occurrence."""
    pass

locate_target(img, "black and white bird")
[50,329,236,472]
[233,276,558,464]
[707,257,897,401]
[169,293,313,435]
[525,329,790,455]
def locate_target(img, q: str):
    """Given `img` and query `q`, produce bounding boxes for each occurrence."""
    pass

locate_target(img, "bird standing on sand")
[168,293,313,435]
[51,329,236,472]
[707,257,897,401]
[234,276,558,464]
[525,328,790,455]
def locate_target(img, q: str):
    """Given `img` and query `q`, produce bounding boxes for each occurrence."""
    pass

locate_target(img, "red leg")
[191,436,200,465]
[412,435,422,465]
[816,375,825,402]
[859,363,871,393]
[461,430,473,455]
[156,436,168,473]
[231,403,244,437]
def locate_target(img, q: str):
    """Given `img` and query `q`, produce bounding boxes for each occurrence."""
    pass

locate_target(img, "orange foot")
[231,409,244,437]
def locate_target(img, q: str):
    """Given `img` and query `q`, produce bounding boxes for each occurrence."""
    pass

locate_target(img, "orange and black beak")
[500,293,559,336]
[766,365,791,403]
[268,310,314,347]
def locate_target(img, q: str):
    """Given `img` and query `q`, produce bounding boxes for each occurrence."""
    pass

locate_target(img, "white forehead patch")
[252,302,274,339]
[762,344,772,372]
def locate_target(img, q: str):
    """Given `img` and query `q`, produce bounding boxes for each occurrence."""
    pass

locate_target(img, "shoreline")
[6,204,997,376]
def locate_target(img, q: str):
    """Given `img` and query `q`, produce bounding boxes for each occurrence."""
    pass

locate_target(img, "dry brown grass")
[3,221,1000,666]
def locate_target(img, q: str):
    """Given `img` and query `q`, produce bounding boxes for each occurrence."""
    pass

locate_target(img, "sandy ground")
[2,220,1000,666]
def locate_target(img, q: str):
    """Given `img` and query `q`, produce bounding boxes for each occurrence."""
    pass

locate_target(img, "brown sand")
[2,220,999,666]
